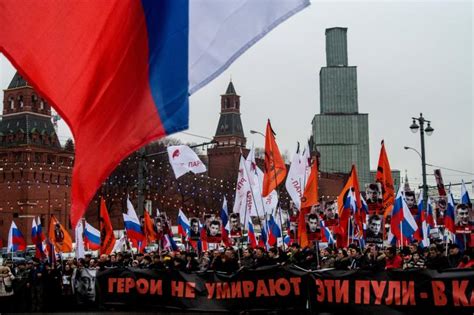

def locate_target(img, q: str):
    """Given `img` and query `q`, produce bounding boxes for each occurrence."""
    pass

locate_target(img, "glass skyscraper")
[311,27,371,186]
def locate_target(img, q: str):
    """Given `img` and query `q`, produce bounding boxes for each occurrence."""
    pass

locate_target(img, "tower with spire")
[0,72,74,245]
[207,80,248,182]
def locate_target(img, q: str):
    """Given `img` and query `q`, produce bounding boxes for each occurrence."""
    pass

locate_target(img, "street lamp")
[409,113,434,210]
[403,146,422,160]
[249,130,265,137]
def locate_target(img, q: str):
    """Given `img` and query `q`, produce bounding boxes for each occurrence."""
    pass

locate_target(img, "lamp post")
[409,113,434,210]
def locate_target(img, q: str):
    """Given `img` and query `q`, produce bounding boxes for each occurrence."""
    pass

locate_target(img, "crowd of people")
[1,239,473,312]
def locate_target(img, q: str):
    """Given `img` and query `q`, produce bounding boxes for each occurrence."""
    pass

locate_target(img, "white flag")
[246,148,278,216]
[285,149,307,209]
[75,220,85,259]
[233,156,253,228]
[167,145,207,179]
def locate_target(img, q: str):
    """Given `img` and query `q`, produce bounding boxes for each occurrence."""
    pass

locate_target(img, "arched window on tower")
[40,99,45,110]
[18,95,23,108]
[9,96,14,109]
[31,94,38,108]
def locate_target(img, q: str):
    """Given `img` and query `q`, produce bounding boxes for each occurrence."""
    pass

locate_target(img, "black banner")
[96,267,474,313]
[308,269,474,315]
[97,266,308,312]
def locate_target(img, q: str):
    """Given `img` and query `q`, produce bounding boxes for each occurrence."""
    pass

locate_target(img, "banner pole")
[400,222,403,249]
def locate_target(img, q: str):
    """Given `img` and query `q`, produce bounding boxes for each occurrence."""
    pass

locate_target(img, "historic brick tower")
[0,72,74,246]
[207,81,249,182]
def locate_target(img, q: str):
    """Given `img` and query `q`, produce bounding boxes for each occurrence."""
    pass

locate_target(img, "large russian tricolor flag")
[7,221,26,252]
[0,0,310,229]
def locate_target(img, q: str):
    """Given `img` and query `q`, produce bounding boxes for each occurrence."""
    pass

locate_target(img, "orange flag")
[99,199,115,255]
[375,140,395,217]
[262,120,287,197]
[337,165,361,216]
[298,160,319,247]
[301,160,319,209]
[143,211,157,242]
[48,215,73,253]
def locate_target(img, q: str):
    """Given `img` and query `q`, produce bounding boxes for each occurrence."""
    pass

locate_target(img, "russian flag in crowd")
[177,209,190,238]
[32,217,46,258]
[0,1,310,229]
[267,214,282,247]
[31,218,38,244]
[461,180,471,205]
[284,217,292,246]
[389,188,418,246]
[248,220,258,249]
[220,197,230,234]
[444,190,456,235]
[8,221,26,252]
[123,198,145,244]
[84,221,101,250]
[319,220,335,245]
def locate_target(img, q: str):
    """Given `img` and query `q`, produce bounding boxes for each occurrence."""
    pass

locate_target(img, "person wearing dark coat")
[425,244,450,270]
[334,249,350,270]
[253,247,271,268]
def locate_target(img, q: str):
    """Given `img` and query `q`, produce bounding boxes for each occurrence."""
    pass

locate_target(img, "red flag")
[143,211,157,243]
[262,120,287,197]
[375,141,395,217]
[99,199,115,255]
[48,215,73,253]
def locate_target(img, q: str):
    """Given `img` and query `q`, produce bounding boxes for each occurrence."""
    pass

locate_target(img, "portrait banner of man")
[365,183,383,215]
[366,214,384,244]
[323,201,338,226]
[189,217,201,241]
[455,204,473,249]
[404,191,418,217]
[206,218,222,243]
[73,267,97,305]
[229,213,242,238]
[305,213,321,241]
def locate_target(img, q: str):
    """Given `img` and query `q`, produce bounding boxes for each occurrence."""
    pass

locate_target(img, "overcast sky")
[1,0,472,197]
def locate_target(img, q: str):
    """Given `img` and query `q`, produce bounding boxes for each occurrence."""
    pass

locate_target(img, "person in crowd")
[286,243,305,267]
[198,251,211,271]
[334,249,350,270]
[320,247,335,269]
[60,263,75,310]
[384,246,402,269]
[30,258,46,311]
[12,260,31,312]
[240,248,255,269]
[364,244,386,271]
[0,264,15,312]
[457,248,474,268]
[184,252,199,272]
[254,247,270,268]
[404,252,425,269]
[425,244,450,270]
[348,246,366,270]
[447,243,463,268]
[268,247,286,265]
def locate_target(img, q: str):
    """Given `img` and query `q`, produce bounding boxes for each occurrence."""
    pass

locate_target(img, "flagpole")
[400,222,403,249]
[269,140,286,251]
